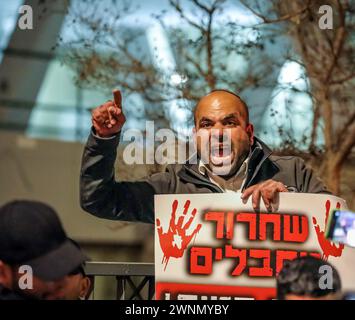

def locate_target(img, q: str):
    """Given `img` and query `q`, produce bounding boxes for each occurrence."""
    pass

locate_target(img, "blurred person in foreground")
[62,265,93,300]
[0,200,88,300]
[63,240,94,300]
[277,256,342,300]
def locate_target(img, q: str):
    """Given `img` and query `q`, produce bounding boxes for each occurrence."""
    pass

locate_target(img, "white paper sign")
[154,193,354,300]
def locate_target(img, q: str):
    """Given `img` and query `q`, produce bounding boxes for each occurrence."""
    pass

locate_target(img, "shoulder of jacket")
[267,155,307,172]
[269,155,305,164]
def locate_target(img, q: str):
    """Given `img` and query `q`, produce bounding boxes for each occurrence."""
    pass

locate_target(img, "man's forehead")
[194,90,249,125]
[196,101,246,119]
[199,112,241,121]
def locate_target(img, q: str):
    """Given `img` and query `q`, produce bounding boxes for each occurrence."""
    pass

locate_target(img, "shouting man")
[80,89,329,223]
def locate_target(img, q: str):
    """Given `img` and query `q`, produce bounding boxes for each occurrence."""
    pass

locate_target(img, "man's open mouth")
[210,144,234,165]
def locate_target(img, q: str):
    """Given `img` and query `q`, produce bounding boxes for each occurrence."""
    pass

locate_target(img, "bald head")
[194,90,249,126]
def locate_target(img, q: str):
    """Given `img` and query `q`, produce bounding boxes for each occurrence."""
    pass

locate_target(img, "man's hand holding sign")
[242,179,288,212]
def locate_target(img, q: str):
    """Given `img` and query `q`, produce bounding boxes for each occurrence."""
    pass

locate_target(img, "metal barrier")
[84,262,155,300]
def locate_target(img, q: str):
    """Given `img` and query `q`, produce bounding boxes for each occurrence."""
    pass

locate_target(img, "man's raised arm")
[79,90,168,224]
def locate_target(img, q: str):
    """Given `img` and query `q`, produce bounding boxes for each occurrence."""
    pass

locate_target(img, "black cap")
[0,200,88,281]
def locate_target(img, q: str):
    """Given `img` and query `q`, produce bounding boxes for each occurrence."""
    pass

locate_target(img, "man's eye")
[225,121,237,126]
[200,122,212,128]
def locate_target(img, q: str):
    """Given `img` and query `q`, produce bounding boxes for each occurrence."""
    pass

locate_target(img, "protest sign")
[154,193,353,300]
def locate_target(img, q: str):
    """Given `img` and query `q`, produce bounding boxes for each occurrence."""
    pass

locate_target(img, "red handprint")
[312,200,344,261]
[156,199,202,271]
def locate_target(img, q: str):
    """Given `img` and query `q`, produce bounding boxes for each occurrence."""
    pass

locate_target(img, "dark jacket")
[80,132,330,224]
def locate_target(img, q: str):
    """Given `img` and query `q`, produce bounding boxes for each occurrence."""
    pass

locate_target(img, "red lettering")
[236,213,257,240]
[249,249,273,277]
[226,212,234,239]
[259,214,281,241]
[190,247,213,275]
[204,211,310,243]
[225,245,247,276]
[205,212,225,239]
[283,215,309,242]
[215,248,223,260]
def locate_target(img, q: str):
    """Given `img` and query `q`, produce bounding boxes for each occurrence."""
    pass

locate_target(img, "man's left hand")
[241,179,288,212]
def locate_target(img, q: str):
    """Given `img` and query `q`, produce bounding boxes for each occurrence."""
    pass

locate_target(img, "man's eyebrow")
[222,113,239,120]
[199,117,214,123]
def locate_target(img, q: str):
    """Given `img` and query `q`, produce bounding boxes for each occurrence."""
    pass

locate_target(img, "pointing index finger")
[113,89,122,108]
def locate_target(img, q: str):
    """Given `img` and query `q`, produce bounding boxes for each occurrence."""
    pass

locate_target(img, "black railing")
[84,262,155,300]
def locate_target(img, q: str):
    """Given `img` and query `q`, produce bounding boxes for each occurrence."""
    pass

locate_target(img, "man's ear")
[79,276,92,300]
[246,123,254,145]
[0,261,14,289]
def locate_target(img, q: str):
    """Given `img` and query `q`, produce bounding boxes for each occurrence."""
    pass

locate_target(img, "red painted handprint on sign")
[156,199,202,271]
[312,200,344,261]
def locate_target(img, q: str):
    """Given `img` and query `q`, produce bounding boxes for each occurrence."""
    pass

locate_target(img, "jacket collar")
[244,137,273,188]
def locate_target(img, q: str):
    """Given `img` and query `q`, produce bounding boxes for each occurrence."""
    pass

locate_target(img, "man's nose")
[213,122,224,130]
